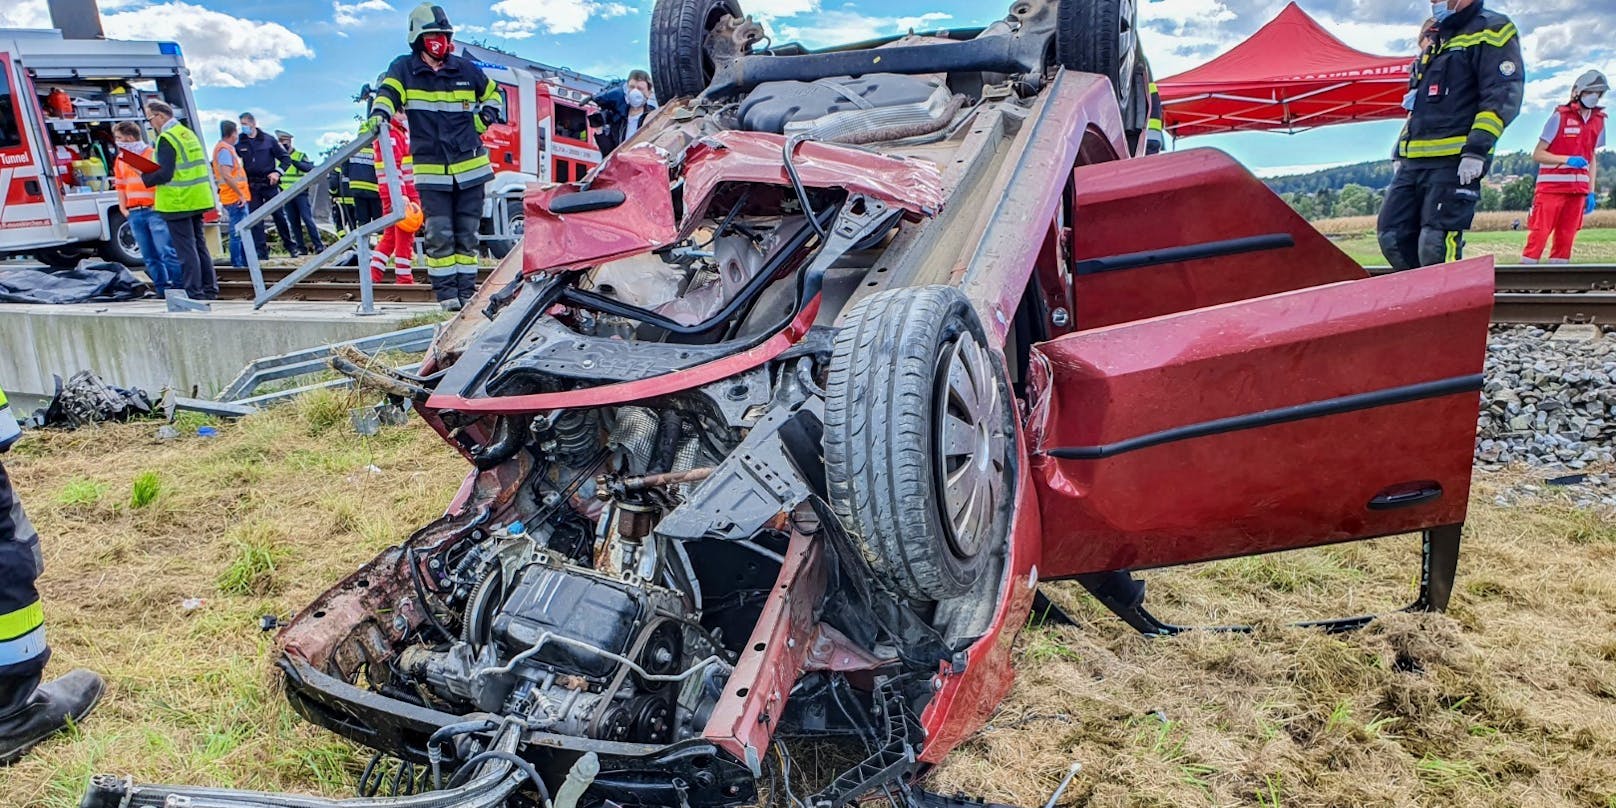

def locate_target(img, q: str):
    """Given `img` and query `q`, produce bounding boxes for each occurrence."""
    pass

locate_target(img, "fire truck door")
[0,53,70,250]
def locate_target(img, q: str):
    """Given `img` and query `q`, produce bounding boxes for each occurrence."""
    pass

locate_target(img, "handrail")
[239,124,406,314]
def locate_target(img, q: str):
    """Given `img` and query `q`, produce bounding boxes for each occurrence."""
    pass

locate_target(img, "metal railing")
[236,124,405,314]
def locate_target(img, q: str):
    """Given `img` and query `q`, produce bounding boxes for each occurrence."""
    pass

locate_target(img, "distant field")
[1313,210,1616,236]
[1326,225,1616,266]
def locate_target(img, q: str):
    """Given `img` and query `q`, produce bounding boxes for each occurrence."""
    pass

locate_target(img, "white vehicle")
[0,26,208,268]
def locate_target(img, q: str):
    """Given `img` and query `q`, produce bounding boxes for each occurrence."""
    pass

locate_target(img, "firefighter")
[1145,80,1165,155]
[0,388,104,763]
[1376,0,1523,269]
[370,4,504,311]
[348,115,382,230]
[1522,70,1607,264]
[369,113,420,285]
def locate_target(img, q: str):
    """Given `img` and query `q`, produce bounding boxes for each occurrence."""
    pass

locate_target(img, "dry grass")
[1314,210,1616,236]
[2,400,1615,807]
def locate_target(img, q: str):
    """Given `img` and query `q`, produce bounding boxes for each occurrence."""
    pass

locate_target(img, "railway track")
[211,265,1616,323]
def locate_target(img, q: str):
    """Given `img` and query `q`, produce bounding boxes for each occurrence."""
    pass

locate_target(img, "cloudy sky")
[0,0,1603,172]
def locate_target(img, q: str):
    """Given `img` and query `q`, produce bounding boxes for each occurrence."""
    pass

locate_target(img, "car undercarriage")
[80,0,1496,806]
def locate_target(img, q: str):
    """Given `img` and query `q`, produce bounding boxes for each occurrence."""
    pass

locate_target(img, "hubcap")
[118,221,141,260]
[936,333,1009,561]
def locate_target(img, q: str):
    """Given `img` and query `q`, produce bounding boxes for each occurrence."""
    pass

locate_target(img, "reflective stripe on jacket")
[348,119,380,197]
[0,389,19,451]
[213,141,250,206]
[114,147,157,208]
[372,52,502,186]
[281,149,309,190]
[154,124,214,215]
[1396,2,1523,164]
[1536,104,1606,195]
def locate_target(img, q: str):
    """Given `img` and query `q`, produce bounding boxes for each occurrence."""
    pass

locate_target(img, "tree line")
[1268,151,1616,220]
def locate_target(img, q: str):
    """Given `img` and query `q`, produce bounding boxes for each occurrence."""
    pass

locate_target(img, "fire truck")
[455,43,609,257]
[0,25,208,268]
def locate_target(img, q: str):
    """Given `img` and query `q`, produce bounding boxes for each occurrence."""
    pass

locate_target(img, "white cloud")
[102,2,314,88]
[1254,160,1353,178]
[333,0,393,27]
[317,130,353,150]
[488,0,633,37]
[0,1,49,27]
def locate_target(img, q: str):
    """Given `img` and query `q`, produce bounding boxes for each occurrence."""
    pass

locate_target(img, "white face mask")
[1582,92,1602,109]
[626,88,647,108]
[117,140,143,152]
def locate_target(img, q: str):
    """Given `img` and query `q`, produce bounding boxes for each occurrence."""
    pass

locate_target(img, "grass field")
[1312,212,1616,266]
[3,398,1615,807]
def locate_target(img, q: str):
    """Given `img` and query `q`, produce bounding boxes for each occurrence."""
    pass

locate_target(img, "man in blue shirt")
[235,112,307,258]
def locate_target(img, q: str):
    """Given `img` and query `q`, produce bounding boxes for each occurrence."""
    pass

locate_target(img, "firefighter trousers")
[1377,163,1483,269]
[0,461,49,720]
[420,184,485,304]
[1523,192,1586,263]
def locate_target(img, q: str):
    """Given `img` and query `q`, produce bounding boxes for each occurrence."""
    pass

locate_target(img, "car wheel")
[825,285,1015,602]
[98,210,145,267]
[650,0,743,100]
[34,246,89,269]
[486,212,523,260]
[1056,0,1139,117]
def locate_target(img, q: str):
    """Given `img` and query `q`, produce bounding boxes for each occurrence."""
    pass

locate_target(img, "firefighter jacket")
[348,118,380,198]
[371,52,503,188]
[1398,1,1523,165]
[1145,81,1165,155]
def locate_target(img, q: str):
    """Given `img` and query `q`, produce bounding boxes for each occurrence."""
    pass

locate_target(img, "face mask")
[118,140,143,152]
[241,124,254,136]
[626,89,647,108]
[422,34,451,59]
[1582,92,1602,109]
[1430,1,1453,22]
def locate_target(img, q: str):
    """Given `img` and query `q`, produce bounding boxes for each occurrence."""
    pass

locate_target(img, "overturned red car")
[82,0,1494,805]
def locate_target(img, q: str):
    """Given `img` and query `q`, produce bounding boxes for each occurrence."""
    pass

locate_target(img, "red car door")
[1025,259,1494,578]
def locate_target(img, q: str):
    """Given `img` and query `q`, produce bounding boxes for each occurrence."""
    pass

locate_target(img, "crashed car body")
[83,1,1495,806]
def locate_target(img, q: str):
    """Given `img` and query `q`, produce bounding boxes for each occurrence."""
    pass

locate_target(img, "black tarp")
[0,263,151,304]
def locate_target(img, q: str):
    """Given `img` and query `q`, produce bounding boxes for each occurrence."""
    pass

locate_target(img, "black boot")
[429,273,459,311]
[0,668,104,764]
[455,271,478,305]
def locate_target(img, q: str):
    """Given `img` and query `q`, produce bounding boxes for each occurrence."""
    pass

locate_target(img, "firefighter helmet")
[1574,70,1610,96]
[408,4,454,45]
[400,200,424,234]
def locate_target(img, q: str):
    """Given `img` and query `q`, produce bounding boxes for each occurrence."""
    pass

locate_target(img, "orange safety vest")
[212,141,250,205]
[114,146,156,208]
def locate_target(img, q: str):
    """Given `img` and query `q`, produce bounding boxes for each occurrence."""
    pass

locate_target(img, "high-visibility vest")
[113,146,157,208]
[280,149,309,191]
[213,141,250,206]
[154,123,214,215]
[1536,104,1606,196]
[0,388,20,450]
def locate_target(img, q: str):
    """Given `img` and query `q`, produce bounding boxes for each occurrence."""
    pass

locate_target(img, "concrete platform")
[0,299,439,403]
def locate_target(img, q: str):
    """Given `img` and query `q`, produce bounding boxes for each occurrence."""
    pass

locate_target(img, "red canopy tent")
[1156,2,1413,138]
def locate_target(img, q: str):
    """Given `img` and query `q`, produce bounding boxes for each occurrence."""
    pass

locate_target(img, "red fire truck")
[456,43,609,256]
[0,26,209,268]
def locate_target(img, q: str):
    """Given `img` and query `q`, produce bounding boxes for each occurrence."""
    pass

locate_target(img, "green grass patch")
[1335,226,1616,265]
[54,477,107,507]
[130,471,161,509]
[216,521,291,596]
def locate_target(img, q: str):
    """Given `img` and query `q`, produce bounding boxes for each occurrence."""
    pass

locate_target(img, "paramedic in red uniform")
[1522,71,1607,264]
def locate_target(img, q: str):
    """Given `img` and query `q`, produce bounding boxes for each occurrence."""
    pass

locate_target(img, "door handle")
[1368,481,1443,510]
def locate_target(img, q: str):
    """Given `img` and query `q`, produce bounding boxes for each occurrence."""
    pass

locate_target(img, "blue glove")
[1566,156,1590,170]
[1587,192,1599,215]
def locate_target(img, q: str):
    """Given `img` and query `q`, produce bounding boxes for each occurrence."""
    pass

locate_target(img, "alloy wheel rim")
[936,333,1008,562]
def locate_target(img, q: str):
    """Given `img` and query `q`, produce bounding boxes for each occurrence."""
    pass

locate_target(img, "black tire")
[650,0,743,100]
[34,246,88,269]
[1056,0,1139,115]
[485,211,523,260]
[98,209,145,267]
[1121,46,1152,152]
[825,285,1015,602]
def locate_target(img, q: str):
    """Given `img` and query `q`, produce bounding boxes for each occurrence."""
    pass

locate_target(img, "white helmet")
[1574,70,1609,96]
[408,3,453,46]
